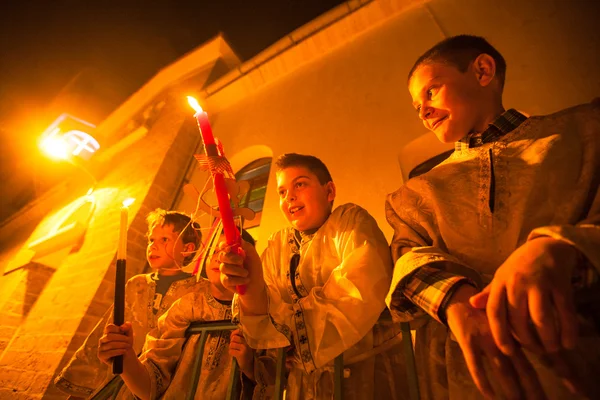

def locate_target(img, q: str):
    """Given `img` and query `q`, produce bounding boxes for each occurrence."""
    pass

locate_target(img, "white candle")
[118,198,135,260]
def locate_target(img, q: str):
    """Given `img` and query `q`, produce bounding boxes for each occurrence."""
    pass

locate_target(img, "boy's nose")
[419,105,433,120]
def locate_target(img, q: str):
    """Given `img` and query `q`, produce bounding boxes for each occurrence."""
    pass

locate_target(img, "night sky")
[0,0,345,221]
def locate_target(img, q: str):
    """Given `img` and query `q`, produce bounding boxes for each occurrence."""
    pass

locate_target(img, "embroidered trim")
[54,377,93,396]
[284,229,317,372]
[147,360,164,395]
[269,314,293,342]
[146,275,158,329]
[203,291,233,370]
[478,149,493,231]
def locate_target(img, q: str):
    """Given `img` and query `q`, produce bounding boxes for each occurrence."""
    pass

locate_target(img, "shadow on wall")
[21,263,55,319]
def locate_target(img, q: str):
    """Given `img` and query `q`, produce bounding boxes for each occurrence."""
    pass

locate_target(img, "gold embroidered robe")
[140,279,245,399]
[385,101,600,399]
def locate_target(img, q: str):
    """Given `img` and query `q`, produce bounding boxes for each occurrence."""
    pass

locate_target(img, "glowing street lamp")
[39,114,100,188]
[39,113,100,160]
[40,132,69,160]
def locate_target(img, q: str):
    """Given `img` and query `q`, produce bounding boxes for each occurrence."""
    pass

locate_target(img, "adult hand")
[97,322,135,365]
[469,237,580,355]
[446,285,546,400]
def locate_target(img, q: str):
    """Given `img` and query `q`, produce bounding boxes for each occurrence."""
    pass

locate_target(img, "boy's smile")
[277,166,335,232]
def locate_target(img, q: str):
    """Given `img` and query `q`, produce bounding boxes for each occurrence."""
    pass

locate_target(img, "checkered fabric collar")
[455,108,528,151]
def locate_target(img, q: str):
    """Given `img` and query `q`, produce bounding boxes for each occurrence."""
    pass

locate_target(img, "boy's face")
[409,62,484,143]
[146,224,190,271]
[205,233,229,292]
[277,166,335,232]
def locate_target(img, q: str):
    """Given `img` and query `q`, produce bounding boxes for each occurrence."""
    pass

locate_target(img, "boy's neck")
[472,100,505,134]
[210,284,234,302]
[301,227,319,235]
[299,208,332,235]
[156,268,186,277]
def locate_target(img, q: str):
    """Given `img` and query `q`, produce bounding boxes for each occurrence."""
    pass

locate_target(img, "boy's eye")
[416,105,422,114]
[295,181,305,188]
[278,190,286,198]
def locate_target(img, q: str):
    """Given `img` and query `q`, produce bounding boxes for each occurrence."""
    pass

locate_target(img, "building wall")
[201,0,600,252]
[0,99,199,399]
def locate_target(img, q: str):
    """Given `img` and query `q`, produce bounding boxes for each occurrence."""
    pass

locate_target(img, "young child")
[98,227,259,400]
[385,35,600,399]
[55,209,201,398]
[219,153,408,399]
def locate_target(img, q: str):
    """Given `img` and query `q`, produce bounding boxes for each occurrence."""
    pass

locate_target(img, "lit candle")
[118,198,135,260]
[187,96,246,294]
[114,197,134,374]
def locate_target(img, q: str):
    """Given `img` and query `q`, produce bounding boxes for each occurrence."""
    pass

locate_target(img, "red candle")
[187,97,246,295]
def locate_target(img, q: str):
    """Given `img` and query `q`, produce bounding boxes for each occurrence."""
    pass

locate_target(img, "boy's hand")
[229,329,254,380]
[469,237,579,355]
[218,239,263,290]
[218,239,268,314]
[446,285,547,400]
[98,322,135,366]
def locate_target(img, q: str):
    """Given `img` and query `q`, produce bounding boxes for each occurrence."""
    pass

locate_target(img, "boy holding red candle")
[55,209,201,399]
[384,35,600,399]
[97,226,261,400]
[218,153,409,399]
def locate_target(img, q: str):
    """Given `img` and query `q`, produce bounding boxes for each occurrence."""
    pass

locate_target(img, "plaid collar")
[455,109,528,151]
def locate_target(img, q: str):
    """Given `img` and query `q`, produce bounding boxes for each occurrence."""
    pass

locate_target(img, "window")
[235,157,272,229]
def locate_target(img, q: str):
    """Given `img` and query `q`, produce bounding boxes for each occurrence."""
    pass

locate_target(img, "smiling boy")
[219,153,408,399]
[385,35,600,399]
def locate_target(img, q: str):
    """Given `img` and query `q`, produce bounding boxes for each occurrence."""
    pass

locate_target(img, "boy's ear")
[326,181,336,203]
[472,53,496,87]
[183,242,196,254]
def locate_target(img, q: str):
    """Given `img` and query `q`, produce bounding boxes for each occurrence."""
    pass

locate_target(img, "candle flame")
[122,198,135,207]
[186,96,203,113]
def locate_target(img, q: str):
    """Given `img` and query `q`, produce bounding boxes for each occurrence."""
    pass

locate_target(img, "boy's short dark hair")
[275,153,333,185]
[146,209,202,253]
[408,35,507,89]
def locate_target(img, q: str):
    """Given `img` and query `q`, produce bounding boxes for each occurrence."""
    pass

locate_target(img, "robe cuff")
[53,376,95,397]
[142,360,162,400]
[402,266,475,324]
[233,294,291,349]
[385,246,481,323]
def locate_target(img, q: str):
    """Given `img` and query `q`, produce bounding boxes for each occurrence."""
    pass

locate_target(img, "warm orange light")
[40,134,69,160]
[122,198,135,208]
[186,96,203,113]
